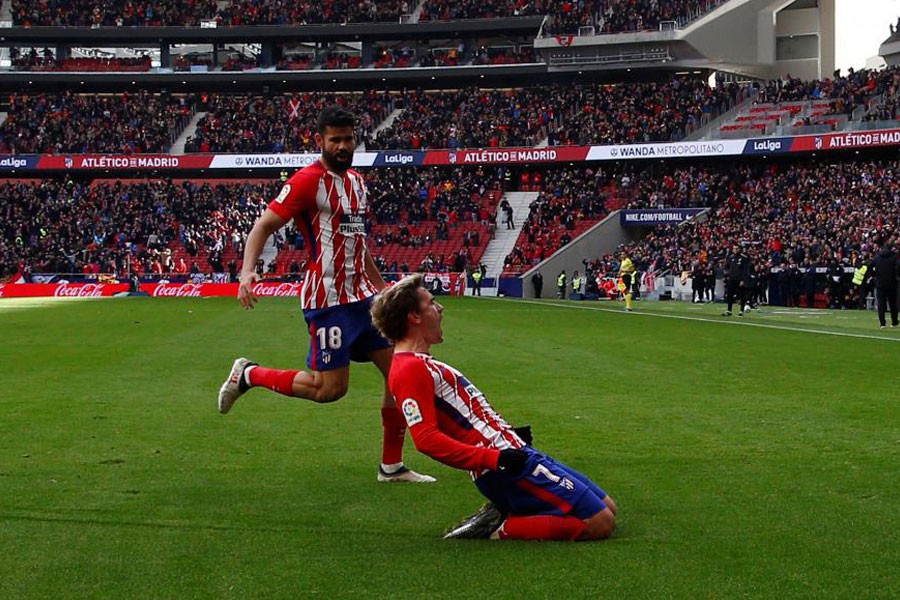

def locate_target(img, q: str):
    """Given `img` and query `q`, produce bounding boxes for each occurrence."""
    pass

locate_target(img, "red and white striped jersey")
[389,351,525,479]
[267,160,379,310]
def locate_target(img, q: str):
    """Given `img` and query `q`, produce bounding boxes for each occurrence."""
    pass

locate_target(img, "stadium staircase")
[372,108,404,139]
[479,191,539,289]
[713,99,858,139]
[169,111,207,155]
[0,112,7,127]
[409,0,426,23]
[0,1,10,21]
[685,94,755,141]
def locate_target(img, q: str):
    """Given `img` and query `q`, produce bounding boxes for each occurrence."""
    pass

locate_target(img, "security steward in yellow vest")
[618,253,636,311]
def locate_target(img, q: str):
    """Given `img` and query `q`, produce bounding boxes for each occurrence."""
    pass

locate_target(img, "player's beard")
[322,148,353,172]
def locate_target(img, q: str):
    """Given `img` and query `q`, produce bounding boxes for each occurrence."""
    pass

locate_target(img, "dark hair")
[371,274,424,342]
[317,105,356,134]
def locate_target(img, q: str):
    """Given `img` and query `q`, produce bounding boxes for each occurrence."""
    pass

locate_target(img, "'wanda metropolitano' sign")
[1,127,898,172]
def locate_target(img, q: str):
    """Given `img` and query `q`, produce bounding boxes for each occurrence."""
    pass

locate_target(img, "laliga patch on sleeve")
[401,398,423,427]
[274,184,291,203]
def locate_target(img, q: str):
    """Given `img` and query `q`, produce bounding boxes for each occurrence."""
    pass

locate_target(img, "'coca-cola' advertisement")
[0,282,299,298]
[0,278,464,298]
[0,283,129,297]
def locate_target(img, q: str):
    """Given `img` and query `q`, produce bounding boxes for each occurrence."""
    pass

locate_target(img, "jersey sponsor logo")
[338,214,366,236]
[401,398,423,427]
[275,184,291,204]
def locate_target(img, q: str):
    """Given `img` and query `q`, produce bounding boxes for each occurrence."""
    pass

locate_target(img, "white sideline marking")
[513,299,900,343]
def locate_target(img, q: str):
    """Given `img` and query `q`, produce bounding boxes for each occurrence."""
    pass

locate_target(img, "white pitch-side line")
[512,299,900,343]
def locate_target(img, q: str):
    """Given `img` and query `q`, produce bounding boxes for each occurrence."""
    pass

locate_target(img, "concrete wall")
[539,0,836,81]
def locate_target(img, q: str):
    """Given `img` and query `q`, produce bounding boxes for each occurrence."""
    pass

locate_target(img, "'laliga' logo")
[401,398,423,426]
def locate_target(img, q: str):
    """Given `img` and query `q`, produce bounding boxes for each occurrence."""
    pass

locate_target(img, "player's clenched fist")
[238,272,260,309]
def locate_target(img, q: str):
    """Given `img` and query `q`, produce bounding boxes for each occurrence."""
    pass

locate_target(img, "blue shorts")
[302,297,391,371]
[475,448,607,520]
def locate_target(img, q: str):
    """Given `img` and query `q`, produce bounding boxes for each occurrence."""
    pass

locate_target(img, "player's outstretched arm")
[238,209,288,309]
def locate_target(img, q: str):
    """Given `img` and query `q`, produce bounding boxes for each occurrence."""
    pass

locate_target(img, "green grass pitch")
[1,296,898,598]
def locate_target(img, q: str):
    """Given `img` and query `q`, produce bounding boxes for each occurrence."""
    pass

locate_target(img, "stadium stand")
[370,79,746,150]
[183,92,391,154]
[541,0,730,35]
[0,167,502,280]
[601,158,899,307]
[10,0,729,30]
[10,49,153,72]
[501,166,615,275]
[0,177,273,279]
[362,166,503,274]
[718,66,900,137]
[10,0,220,26]
[217,0,410,25]
[0,92,195,154]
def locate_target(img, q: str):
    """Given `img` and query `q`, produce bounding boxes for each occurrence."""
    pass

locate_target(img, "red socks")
[497,515,586,541]
[247,367,300,396]
[380,406,408,465]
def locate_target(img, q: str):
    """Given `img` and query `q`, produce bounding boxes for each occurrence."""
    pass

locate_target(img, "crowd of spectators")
[607,159,900,304]
[5,157,900,295]
[217,0,410,25]
[363,166,504,273]
[548,78,746,145]
[472,45,538,65]
[322,52,364,70]
[0,92,195,154]
[275,54,314,71]
[11,0,219,26]
[418,0,543,21]
[10,0,728,29]
[503,167,611,274]
[0,178,273,280]
[418,48,463,68]
[369,87,541,150]
[753,66,900,121]
[370,78,745,150]
[183,92,391,153]
[11,48,152,72]
[542,0,728,35]
[221,56,261,72]
[0,70,894,155]
[373,46,417,69]
[0,167,503,280]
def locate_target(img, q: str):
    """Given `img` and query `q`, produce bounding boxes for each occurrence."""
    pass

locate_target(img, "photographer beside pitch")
[371,274,617,541]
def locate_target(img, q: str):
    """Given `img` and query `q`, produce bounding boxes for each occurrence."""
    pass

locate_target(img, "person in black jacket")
[867,243,900,328]
[722,245,752,316]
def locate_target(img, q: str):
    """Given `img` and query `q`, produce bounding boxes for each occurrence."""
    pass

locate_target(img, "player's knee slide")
[604,496,618,516]
[314,386,348,403]
[581,510,616,540]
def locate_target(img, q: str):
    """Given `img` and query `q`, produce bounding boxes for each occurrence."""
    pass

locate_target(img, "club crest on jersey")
[275,184,291,203]
[401,398,423,426]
